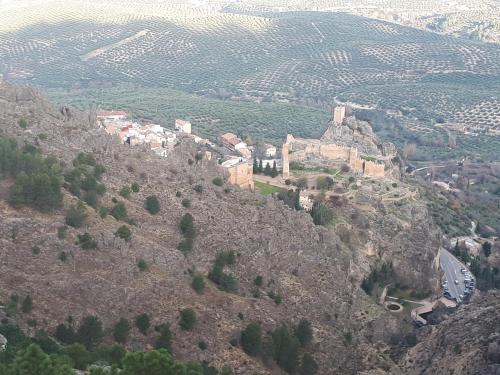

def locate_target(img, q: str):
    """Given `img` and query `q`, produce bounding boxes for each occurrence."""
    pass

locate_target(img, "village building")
[221,132,241,149]
[221,157,254,190]
[264,144,277,157]
[299,193,314,212]
[97,110,128,121]
[175,119,192,134]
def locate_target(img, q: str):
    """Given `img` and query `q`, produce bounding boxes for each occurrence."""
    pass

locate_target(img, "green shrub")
[115,225,132,242]
[57,226,67,239]
[58,251,68,262]
[212,177,223,186]
[198,341,207,350]
[179,308,196,331]
[181,199,191,208]
[77,233,97,250]
[111,202,128,220]
[180,213,196,238]
[65,203,87,228]
[131,182,140,193]
[241,323,262,356]
[191,275,205,294]
[176,191,182,197]
[310,202,334,226]
[137,259,148,272]
[83,191,98,208]
[294,319,313,347]
[135,314,150,335]
[113,318,130,344]
[300,353,318,375]
[119,186,131,199]
[18,118,28,129]
[31,246,40,255]
[193,184,203,193]
[144,195,160,214]
[93,164,106,180]
[21,296,33,314]
[254,276,263,287]
[37,133,47,141]
[177,238,194,254]
[76,315,103,349]
[75,153,96,167]
[155,324,172,350]
[99,207,109,218]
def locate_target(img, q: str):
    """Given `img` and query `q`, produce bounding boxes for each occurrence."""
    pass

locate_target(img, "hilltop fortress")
[282,106,396,179]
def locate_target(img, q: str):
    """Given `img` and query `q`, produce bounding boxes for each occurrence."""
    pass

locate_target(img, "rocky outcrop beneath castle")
[321,116,382,156]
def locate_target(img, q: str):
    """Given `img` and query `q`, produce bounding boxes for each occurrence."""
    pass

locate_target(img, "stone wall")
[282,134,386,178]
[226,163,254,190]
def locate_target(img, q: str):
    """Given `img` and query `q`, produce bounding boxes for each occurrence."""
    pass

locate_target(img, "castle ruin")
[282,106,394,179]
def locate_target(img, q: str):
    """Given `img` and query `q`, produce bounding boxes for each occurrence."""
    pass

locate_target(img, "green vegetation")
[21,296,33,314]
[179,308,196,331]
[310,202,334,226]
[130,182,140,193]
[77,233,97,250]
[290,162,337,175]
[112,318,130,344]
[115,225,132,242]
[277,189,301,210]
[155,324,172,351]
[144,195,160,214]
[361,262,395,295]
[212,177,224,186]
[208,251,238,293]
[110,202,128,221]
[134,314,150,335]
[181,198,191,208]
[294,320,313,347]
[18,118,28,129]
[119,186,131,199]
[180,213,196,239]
[0,323,206,374]
[65,203,87,228]
[0,137,63,212]
[137,259,148,272]
[241,323,262,356]
[191,274,205,294]
[177,238,194,255]
[254,181,285,196]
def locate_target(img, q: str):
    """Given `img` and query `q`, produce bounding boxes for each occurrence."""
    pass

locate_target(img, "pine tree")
[264,162,271,176]
[258,159,263,173]
[253,158,258,174]
[271,160,278,178]
[113,318,130,344]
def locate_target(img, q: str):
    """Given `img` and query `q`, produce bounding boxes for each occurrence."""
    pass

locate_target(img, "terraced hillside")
[1,0,499,159]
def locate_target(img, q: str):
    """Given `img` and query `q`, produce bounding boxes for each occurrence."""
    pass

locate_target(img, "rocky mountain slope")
[0,81,496,375]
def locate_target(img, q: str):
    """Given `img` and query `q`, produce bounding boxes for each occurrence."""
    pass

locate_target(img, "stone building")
[175,119,192,134]
[221,158,254,190]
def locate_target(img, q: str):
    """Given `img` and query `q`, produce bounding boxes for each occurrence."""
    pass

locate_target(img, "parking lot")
[439,248,475,303]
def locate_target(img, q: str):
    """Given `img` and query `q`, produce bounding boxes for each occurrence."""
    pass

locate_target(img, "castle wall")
[227,163,254,190]
[282,131,386,179]
[364,161,385,177]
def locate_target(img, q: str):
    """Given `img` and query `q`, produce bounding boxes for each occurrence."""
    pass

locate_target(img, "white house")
[175,119,192,134]
[264,144,277,158]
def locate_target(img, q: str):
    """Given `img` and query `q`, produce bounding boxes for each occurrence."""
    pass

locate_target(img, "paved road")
[439,248,474,302]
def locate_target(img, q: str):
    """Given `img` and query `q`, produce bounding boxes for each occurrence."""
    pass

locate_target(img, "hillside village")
[97,106,402,207]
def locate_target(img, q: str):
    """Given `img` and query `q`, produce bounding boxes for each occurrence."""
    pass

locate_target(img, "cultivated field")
[1,0,499,159]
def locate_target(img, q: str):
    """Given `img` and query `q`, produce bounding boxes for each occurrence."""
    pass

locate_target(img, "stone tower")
[282,142,290,179]
[333,106,346,125]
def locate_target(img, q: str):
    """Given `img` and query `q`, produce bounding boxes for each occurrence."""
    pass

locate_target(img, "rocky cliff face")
[0,82,490,375]
[400,292,500,375]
